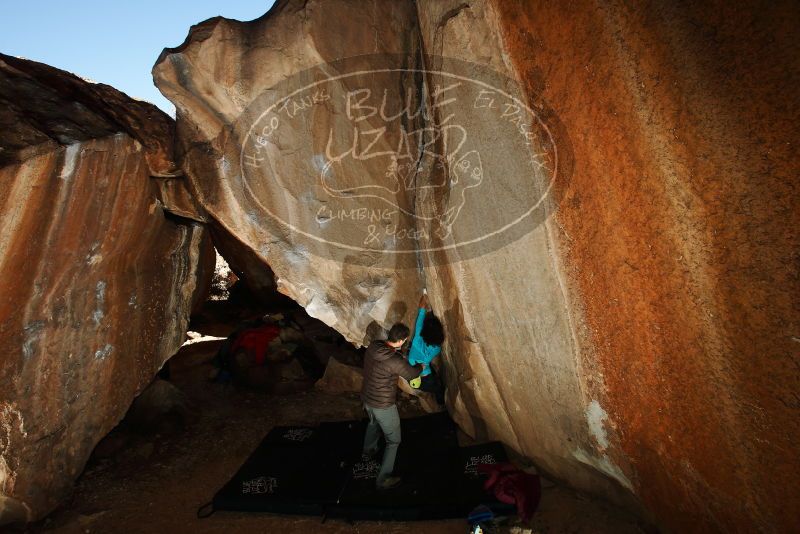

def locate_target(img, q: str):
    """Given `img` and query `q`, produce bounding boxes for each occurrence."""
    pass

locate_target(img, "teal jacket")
[408,308,441,376]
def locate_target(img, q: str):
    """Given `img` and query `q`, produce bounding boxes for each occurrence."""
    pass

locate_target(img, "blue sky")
[0,1,277,115]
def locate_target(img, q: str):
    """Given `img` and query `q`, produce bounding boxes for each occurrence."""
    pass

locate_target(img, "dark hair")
[421,314,445,346]
[387,323,410,342]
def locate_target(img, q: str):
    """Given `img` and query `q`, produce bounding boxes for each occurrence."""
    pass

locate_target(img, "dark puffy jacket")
[361,340,421,408]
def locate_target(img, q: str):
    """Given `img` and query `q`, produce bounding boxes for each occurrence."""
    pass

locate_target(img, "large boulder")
[315,357,363,394]
[478,1,800,531]
[126,379,191,434]
[0,54,212,523]
[153,1,799,531]
[153,0,425,345]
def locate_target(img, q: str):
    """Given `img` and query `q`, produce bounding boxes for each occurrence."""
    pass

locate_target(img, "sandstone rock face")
[315,358,363,395]
[484,1,800,531]
[0,55,212,524]
[154,1,799,531]
[414,0,620,508]
[126,379,190,434]
[154,0,426,345]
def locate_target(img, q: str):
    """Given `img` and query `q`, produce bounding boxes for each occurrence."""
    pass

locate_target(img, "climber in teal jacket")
[408,293,445,402]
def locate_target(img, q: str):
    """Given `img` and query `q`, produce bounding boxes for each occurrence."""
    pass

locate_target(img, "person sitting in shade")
[407,292,445,403]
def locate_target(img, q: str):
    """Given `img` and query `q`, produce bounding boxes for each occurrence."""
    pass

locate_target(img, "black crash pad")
[212,426,349,515]
[210,413,512,520]
[329,441,511,520]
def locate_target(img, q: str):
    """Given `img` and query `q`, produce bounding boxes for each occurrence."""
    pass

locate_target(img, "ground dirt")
[19,301,649,534]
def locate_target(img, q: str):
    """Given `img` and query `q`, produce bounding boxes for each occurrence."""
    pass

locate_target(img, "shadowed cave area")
[1,1,798,533]
[24,253,645,533]
[55,256,393,525]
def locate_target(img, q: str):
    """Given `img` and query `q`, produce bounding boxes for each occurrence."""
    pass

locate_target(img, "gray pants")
[362,404,401,485]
